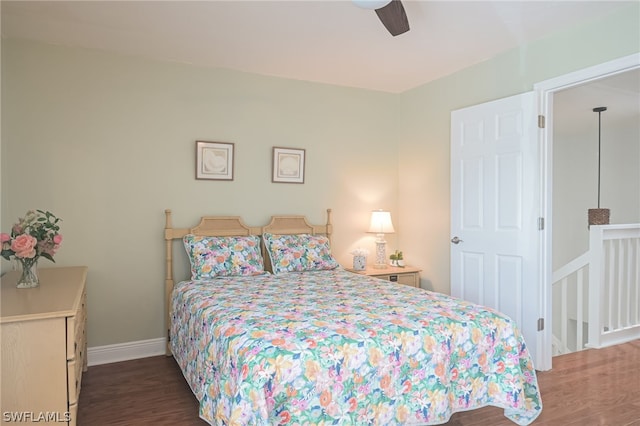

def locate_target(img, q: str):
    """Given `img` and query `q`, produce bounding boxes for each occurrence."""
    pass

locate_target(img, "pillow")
[183,234,264,280]
[263,233,339,274]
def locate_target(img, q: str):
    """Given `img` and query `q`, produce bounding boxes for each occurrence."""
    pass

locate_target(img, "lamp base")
[374,236,388,269]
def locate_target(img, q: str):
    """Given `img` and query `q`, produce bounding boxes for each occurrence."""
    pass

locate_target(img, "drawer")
[66,316,76,360]
[75,350,84,400]
[377,272,418,287]
[66,290,86,361]
[75,326,85,390]
[75,291,87,334]
[82,325,88,372]
[76,325,85,364]
[75,311,85,351]
[396,273,418,287]
[68,359,78,405]
[76,301,86,330]
[68,401,78,426]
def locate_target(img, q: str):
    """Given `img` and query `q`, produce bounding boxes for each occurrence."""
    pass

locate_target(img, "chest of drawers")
[1,267,87,426]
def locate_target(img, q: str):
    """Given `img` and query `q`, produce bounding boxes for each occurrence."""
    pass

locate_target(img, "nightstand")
[346,265,421,288]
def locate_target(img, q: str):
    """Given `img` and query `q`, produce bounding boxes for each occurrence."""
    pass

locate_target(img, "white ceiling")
[1,0,634,93]
[555,69,640,127]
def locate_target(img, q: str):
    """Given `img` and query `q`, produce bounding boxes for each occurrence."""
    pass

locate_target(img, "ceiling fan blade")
[375,0,409,36]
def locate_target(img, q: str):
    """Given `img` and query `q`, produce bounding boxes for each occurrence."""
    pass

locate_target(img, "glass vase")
[16,257,39,288]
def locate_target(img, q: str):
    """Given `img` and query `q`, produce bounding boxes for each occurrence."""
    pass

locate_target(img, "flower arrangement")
[1,210,63,288]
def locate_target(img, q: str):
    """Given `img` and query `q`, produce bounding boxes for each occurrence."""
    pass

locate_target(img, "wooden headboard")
[163,208,332,354]
[260,213,333,272]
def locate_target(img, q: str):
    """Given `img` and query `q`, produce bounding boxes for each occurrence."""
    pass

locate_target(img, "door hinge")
[538,217,544,230]
[537,318,545,331]
[538,115,545,128]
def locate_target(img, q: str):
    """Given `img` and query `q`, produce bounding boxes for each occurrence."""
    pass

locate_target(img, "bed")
[164,209,542,425]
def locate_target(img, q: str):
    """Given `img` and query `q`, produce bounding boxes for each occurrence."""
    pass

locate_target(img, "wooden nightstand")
[346,265,421,288]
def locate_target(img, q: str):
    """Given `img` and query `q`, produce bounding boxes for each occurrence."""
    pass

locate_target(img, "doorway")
[535,53,640,370]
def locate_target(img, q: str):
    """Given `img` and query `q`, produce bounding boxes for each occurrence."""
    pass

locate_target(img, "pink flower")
[0,233,10,243]
[38,240,57,257]
[11,234,37,259]
[53,234,63,245]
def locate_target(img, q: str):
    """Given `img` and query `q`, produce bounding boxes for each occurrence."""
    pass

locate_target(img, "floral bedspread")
[171,268,542,425]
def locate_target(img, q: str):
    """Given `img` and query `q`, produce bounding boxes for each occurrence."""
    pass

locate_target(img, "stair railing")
[587,224,640,349]
[552,223,640,354]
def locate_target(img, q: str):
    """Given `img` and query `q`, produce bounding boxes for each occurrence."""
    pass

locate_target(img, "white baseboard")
[87,337,167,366]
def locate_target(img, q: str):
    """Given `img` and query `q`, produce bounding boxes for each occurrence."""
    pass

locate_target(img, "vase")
[16,257,39,288]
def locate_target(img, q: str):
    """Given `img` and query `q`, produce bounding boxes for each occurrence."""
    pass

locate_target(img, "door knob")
[451,236,463,244]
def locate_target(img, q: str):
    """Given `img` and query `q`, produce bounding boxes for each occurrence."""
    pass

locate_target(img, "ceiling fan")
[353,0,410,36]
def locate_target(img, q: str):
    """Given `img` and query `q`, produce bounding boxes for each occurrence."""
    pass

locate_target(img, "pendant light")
[588,106,610,227]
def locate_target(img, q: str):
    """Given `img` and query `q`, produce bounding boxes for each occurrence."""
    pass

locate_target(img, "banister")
[552,251,590,283]
[553,223,640,354]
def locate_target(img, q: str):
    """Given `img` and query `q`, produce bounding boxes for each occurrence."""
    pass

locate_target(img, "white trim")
[535,53,640,93]
[87,337,167,366]
[533,52,640,372]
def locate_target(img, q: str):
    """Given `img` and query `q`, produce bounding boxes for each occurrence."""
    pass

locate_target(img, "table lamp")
[368,210,395,269]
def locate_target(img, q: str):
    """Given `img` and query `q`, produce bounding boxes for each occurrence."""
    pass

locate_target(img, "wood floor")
[78,340,640,425]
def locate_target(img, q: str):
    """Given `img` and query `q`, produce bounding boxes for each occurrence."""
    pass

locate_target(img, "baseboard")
[87,337,167,366]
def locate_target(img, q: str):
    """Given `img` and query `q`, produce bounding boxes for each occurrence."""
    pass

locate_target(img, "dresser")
[346,265,421,288]
[1,266,87,426]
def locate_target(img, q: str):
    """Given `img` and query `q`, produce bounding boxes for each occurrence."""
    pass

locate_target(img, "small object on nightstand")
[353,255,366,271]
[389,250,404,267]
[347,264,421,288]
[350,248,369,271]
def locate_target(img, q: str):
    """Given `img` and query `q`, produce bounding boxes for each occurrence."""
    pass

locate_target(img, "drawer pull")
[389,275,398,282]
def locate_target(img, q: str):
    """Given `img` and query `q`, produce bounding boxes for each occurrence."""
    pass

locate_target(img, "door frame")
[534,53,640,371]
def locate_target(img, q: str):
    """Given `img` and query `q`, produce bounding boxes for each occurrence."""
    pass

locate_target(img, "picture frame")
[272,147,305,184]
[196,141,234,181]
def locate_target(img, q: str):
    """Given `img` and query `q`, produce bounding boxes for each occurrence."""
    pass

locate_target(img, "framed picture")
[196,141,234,180]
[272,147,305,184]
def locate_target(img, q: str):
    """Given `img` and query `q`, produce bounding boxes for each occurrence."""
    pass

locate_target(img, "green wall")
[1,40,399,346]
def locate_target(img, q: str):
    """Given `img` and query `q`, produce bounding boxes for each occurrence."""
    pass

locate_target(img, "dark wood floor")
[78,340,640,425]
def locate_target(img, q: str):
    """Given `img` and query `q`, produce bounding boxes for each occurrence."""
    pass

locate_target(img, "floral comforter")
[171,269,542,425]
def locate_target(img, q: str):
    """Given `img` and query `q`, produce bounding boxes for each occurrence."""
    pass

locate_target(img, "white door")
[450,91,542,367]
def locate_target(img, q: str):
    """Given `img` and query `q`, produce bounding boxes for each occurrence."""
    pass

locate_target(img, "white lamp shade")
[368,210,395,234]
